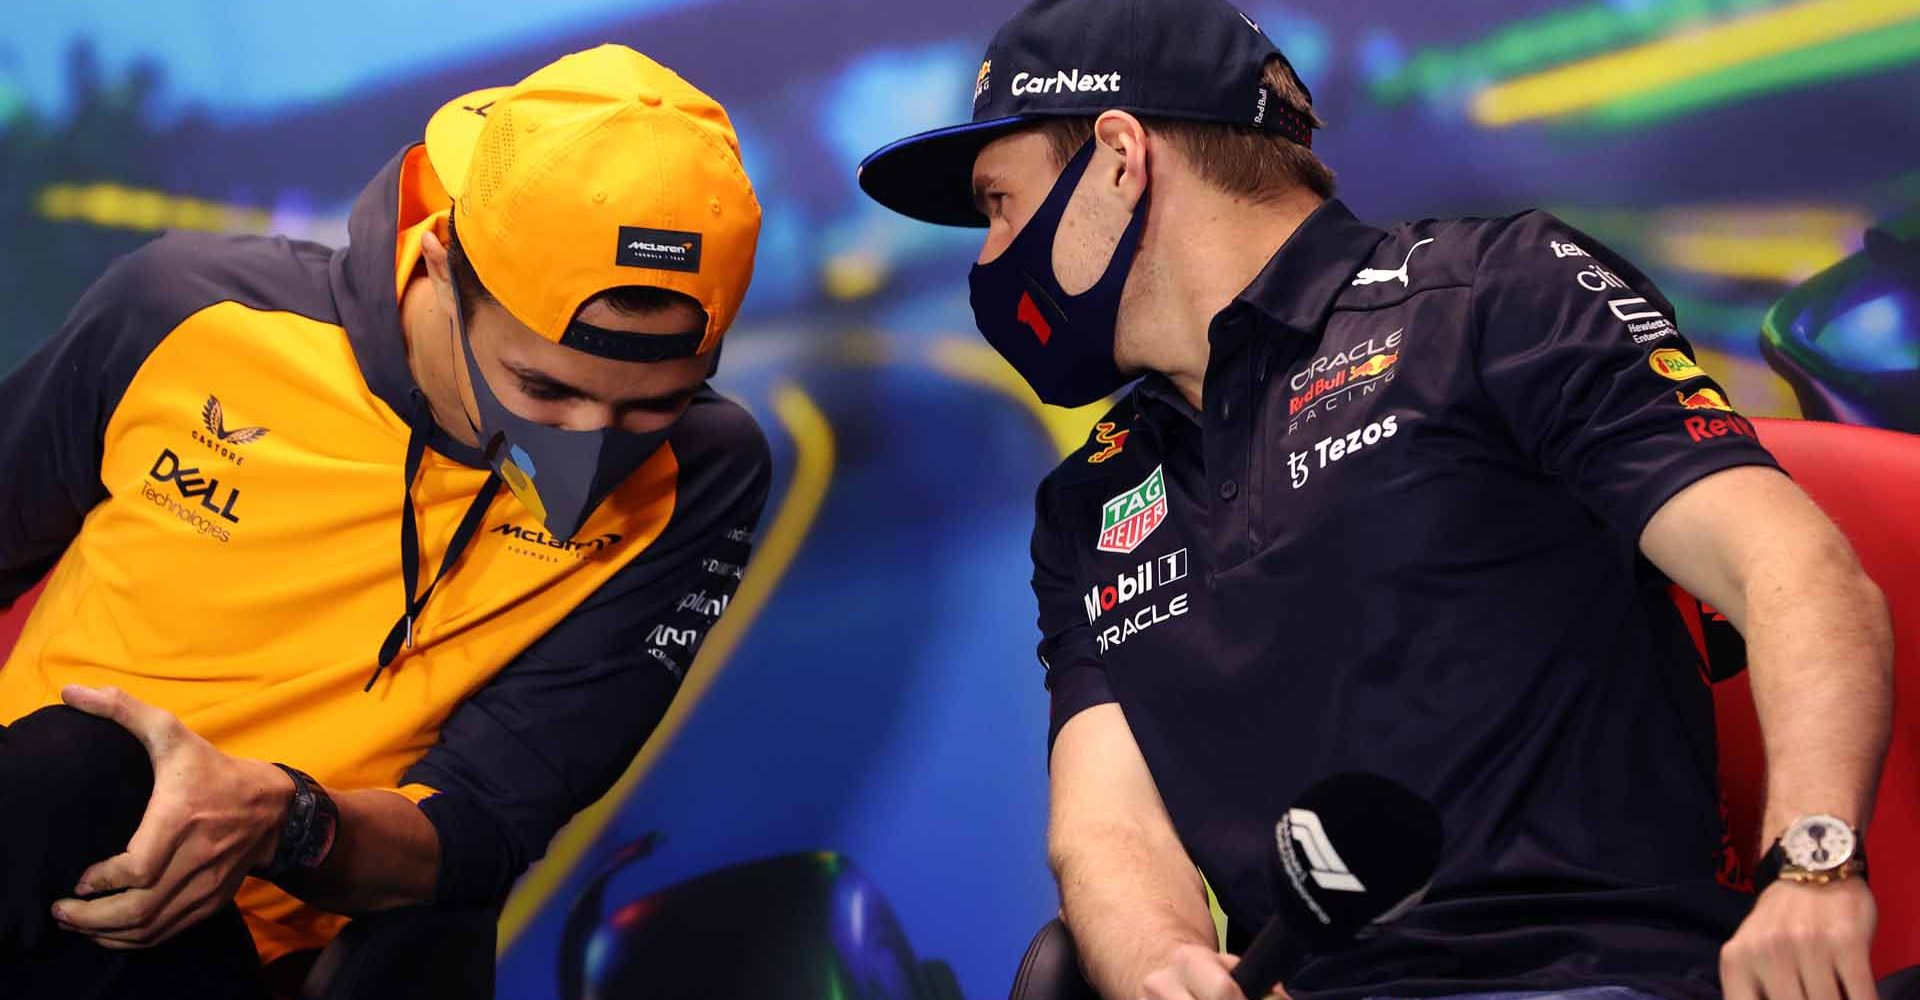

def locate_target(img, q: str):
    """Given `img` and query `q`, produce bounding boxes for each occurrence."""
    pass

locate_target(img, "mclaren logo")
[1285,807,1366,893]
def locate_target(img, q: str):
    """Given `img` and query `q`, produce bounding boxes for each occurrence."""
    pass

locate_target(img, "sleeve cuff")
[415,789,526,908]
[1046,659,1117,752]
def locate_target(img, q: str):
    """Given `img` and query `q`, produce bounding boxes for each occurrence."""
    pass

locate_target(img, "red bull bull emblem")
[1097,465,1169,554]
[1088,421,1129,464]
[1676,387,1734,411]
[1349,352,1399,379]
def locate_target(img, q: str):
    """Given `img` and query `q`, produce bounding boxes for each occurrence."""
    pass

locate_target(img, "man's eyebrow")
[501,359,697,409]
[971,172,1002,214]
[502,361,594,400]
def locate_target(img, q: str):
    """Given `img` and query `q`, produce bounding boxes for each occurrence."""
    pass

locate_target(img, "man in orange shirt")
[0,45,768,997]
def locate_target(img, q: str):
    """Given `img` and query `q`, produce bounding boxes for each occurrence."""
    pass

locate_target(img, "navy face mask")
[452,280,672,542]
[969,138,1150,408]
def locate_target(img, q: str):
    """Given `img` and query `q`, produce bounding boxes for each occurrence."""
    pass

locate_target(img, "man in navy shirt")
[858,2,1894,1000]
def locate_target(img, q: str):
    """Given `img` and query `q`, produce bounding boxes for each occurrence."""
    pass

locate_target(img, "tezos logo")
[1011,69,1122,97]
[1288,415,1400,490]
[1084,548,1189,624]
[1097,465,1169,555]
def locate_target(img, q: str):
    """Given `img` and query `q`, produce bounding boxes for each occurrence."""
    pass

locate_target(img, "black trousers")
[0,705,267,1000]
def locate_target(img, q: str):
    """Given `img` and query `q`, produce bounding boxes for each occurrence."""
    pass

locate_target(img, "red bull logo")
[1677,387,1734,412]
[1349,352,1399,379]
[1289,369,1347,415]
[1686,413,1756,443]
[1088,421,1129,464]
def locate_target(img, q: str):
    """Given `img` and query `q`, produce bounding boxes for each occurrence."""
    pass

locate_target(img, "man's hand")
[48,684,291,949]
[1721,880,1878,1000]
[1137,944,1280,1000]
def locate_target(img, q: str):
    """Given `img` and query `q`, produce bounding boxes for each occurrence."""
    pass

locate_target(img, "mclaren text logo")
[1084,548,1189,624]
[1286,808,1367,893]
[1011,69,1122,97]
[491,523,623,562]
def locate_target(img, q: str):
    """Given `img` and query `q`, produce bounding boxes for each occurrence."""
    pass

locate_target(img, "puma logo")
[1352,238,1436,288]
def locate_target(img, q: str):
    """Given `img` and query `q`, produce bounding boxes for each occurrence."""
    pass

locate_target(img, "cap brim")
[857,116,1036,229]
[423,86,512,199]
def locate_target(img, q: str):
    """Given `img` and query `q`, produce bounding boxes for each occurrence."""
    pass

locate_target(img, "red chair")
[1714,418,1920,975]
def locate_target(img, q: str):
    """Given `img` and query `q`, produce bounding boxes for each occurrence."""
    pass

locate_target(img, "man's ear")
[1093,110,1150,211]
[420,229,452,287]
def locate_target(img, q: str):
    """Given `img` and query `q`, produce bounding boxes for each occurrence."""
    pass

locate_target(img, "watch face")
[1782,814,1857,871]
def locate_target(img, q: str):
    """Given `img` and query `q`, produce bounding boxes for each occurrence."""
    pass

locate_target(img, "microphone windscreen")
[1268,771,1443,944]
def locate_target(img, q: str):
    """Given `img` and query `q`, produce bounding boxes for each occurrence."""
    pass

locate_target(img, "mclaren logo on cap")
[974,60,993,109]
[617,226,703,274]
[1011,69,1122,97]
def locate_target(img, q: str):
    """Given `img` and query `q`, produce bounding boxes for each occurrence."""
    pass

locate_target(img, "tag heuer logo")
[1097,465,1169,554]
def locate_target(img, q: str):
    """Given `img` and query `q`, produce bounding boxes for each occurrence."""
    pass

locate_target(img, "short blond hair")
[1031,57,1334,202]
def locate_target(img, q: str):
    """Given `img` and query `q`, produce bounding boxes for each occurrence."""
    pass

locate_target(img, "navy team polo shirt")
[1032,201,1778,1000]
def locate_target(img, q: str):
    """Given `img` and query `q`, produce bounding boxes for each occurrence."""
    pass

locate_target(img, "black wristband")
[252,764,339,883]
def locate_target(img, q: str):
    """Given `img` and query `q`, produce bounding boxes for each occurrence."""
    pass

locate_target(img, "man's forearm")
[1053,820,1219,1000]
[278,789,440,915]
[1738,542,1893,845]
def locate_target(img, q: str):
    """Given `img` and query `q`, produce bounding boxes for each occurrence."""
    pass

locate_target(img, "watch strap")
[252,764,340,882]
[1753,836,1869,894]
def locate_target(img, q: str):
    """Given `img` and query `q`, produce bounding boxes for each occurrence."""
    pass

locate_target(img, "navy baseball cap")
[857,0,1315,228]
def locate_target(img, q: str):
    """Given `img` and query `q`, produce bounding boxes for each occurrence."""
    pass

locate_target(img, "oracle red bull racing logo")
[1288,329,1403,435]
[1097,465,1168,554]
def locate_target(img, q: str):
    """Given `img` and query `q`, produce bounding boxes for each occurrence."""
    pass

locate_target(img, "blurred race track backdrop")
[3,1,1917,996]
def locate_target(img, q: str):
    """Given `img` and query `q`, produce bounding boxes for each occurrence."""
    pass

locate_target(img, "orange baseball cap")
[423,44,760,357]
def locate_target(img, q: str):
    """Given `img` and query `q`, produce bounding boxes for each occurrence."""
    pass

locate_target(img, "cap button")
[592,191,608,204]
[635,86,663,107]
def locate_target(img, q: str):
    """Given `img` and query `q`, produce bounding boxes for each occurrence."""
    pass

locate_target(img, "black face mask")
[449,269,672,543]
[458,330,670,543]
[968,138,1149,408]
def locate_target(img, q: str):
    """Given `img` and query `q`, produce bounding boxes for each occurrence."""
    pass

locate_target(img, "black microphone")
[1230,772,1443,999]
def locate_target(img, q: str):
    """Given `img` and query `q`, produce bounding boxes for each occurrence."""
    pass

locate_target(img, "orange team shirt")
[0,144,770,962]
